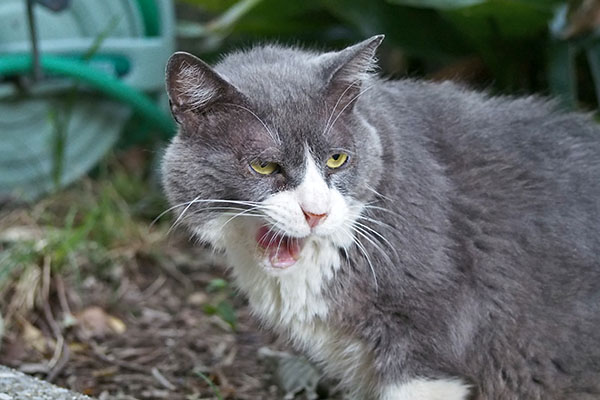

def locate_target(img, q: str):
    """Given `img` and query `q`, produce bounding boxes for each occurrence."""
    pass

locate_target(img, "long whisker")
[253,222,285,256]
[220,205,268,230]
[223,103,280,143]
[166,204,269,235]
[152,198,200,227]
[364,183,394,202]
[341,226,378,290]
[156,198,273,222]
[361,204,405,220]
[352,220,399,259]
[274,231,286,259]
[324,84,376,137]
[158,197,281,231]
[322,78,362,136]
[356,215,403,236]
[352,224,396,269]
[167,195,201,235]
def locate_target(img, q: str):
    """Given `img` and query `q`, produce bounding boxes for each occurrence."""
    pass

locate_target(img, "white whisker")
[364,183,394,202]
[223,103,280,143]
[220,206,267,230]
[356,215,402,236]
[353,220,399,260]
[167,195,201,235]
[352,224,395,269]
[322,78,362,136]
[362,204,405,220]
[324,84,376,137]
[341,226,378,290]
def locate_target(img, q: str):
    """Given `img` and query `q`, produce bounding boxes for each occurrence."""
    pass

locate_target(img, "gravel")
[0,365,92,400]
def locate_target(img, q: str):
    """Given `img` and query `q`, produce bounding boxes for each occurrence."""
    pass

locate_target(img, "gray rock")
[0,365,93,399]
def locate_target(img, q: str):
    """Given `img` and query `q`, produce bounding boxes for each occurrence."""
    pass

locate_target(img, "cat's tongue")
[256,226,303,268]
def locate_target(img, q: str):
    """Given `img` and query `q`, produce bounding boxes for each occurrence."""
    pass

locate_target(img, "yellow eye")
[250,161,279,175]
[326,153,348,169]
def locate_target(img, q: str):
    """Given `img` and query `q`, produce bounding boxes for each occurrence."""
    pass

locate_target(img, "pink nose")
[302,210,327,228]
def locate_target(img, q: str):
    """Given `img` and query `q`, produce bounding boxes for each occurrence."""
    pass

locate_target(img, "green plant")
[45,16,122,191]
[202,278,237,330]
[177,0,600,110]
[0,155,168,324]
[193,370,224,400]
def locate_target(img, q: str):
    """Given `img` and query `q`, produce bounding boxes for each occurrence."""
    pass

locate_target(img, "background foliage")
[177,0,600,111]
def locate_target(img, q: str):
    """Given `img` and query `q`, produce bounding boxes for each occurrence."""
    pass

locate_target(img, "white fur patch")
[194,151,374,395]
[294,154,331,215]
[198,152,359,323]
[381,378,471,400]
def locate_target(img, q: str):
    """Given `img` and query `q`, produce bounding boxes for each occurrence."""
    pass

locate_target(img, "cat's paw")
[381,378,471,400]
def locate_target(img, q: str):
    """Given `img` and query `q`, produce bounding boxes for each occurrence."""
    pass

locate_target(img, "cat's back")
[361,80,600,397]
[375,78,600,293]
[365,79,600,255]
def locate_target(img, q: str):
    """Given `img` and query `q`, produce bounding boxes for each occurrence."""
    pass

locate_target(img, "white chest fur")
[199,216,377,398]
[228,234,338,325]
[198,217,470,400]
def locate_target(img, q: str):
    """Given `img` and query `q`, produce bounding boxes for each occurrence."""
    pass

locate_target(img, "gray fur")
[162,36,600,399]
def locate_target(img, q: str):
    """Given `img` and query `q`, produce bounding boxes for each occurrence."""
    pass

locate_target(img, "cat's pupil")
[260,162,268,168]
[332,154,340,160]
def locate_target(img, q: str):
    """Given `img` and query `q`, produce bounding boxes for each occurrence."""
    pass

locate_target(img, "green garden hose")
[0,54,175,138]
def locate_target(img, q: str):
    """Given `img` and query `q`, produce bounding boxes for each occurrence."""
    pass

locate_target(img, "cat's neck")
[228,234,341,326]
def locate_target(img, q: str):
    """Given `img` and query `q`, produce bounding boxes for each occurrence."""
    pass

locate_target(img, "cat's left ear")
[320,35,384,111]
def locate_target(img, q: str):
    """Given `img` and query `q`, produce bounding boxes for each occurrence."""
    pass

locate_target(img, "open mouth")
[256,226,306,269]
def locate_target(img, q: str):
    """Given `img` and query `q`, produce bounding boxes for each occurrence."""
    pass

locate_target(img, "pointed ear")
[321,35,384,112]
[165,52,242,123]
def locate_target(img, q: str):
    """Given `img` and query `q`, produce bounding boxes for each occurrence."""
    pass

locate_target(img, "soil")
[0,235,331,400]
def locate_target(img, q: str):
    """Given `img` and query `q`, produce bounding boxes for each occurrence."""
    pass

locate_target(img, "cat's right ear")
[165,52,242,123]
[319,35,384,115]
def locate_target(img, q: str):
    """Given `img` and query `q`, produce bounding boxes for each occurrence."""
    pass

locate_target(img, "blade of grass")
[586,43,600,109]
[194,370,224,400]
[547,39,577,108]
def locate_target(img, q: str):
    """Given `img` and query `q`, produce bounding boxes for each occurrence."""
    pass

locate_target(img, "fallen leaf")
[92,366,119,378]
[106,315,126,335]
[74,306,126,339]
[68,342,87,353]
[20,320,55,354]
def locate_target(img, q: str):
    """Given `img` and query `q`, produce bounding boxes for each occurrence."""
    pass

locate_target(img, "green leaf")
[177,0,239,13]
[586,44,600,109]
[442,1,555,42]
[438,0,558,90]
[216,301,237,330]
[386,0,484,9]
[206,278,228,292]
[202,304,217,315]
[325,0,472,60]
[388,0,564,11]
[548,39,577,108]
[230,0,343,40]
[193,370,224,400]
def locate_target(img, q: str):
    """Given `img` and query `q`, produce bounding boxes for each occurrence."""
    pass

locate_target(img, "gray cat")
[161,35,600,399]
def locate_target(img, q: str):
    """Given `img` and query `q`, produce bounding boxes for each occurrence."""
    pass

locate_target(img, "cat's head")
[162,36,384,273]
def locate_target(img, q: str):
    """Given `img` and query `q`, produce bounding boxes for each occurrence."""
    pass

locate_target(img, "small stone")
[187,291,208,306]
[0,365,92,399]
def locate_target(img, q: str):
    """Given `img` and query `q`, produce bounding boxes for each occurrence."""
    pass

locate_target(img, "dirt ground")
[0,235,335,399]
